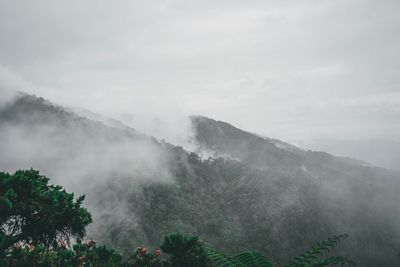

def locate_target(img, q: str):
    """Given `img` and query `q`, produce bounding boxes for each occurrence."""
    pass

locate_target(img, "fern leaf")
[284,234,350,267]
[206,248,242,267]
[234,251,273,267]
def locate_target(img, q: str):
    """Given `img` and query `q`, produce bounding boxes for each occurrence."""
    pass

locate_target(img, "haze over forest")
[1,1,400,267]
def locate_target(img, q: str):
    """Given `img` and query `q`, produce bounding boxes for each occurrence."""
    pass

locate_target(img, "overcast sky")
[0,0,399,169]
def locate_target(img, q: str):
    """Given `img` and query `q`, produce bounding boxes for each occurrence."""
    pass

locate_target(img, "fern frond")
[285,234,350,267]
[233,251,273,267]
[206,247,242,267]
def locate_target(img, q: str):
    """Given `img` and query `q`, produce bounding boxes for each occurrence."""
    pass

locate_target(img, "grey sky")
[0,0,399,169]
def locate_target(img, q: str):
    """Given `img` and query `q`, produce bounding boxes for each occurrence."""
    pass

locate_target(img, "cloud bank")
[0,0,399,169]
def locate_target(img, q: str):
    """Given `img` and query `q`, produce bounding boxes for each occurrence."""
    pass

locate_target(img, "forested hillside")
[1,93,400,266]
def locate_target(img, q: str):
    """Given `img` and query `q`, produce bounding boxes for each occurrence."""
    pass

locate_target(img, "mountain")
[68,106,134,130]
[191,115,400,264]
[191,115,372,169]
[1,93,400,266]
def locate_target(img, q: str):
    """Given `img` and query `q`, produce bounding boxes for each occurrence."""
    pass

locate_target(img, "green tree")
[0,169,92,262]
[160,232,211,267]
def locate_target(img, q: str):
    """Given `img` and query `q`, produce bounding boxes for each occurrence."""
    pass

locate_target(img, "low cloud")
[1,0,399,170]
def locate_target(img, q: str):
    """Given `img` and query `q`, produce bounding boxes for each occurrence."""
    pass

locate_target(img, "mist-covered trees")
[2,94,400,266]
[0,169,355,267]
[0,169,92,259]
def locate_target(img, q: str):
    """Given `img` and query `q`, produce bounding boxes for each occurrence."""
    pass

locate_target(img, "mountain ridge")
[190,115,378,171]
[1,92,400,266]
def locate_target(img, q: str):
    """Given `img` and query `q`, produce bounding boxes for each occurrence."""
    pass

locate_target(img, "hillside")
[191,115,373,169]
[1,93,400,266]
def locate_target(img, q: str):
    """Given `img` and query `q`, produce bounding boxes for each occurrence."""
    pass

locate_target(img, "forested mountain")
[1,92,400,266]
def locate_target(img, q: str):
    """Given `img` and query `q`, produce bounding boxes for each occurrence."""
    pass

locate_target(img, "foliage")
[233,251,273,267]
[0,169,355,266]
[125,245,164,267]
[160,233,211,267]
[207,248,273,267]
[3,93,400,267]
[206,234,353,267]
[73,239,123,267]
[2,232,354,267]
[3,238,123,267]
[0,170,92,264]
[206,248,239,267]
[284,234,354,267]
[0,170,92,248]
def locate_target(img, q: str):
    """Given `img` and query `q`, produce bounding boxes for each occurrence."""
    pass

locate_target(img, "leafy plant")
[207,248,273,267]
[233,251,273,267]
[284,234,354,267]
[0,169,92,265]
[125,245,164,267]
[206,234,354,267]
[160,232,211,267]
[72,239,123,267]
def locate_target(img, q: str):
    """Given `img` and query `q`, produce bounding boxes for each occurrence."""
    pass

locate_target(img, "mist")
[1,0,400,172]
[0,93,177,243]
[1,88,400,266]
[1,1,400,266]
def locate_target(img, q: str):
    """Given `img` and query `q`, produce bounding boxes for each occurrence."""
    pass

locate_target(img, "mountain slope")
[191,115,400,265]
[191,115,373,169]
[191,115,303,171]
[1,93,400,266]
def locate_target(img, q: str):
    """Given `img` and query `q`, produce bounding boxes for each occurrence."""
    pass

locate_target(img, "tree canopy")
[0,169,92,256]
[0,169,354,266]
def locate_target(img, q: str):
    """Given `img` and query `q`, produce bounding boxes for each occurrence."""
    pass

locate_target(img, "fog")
[1,0,400,171]
[1,87,400,266]
[0,93,177,241]
[1,2,400,265]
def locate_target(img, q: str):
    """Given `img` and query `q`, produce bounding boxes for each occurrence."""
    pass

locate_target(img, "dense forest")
[1,93,400,266]
[1,169,354,267]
